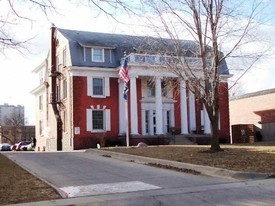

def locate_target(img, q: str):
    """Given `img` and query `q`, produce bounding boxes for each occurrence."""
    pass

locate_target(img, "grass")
[0,141,274,205]
[0,154,61,205]
[107,142,275,173]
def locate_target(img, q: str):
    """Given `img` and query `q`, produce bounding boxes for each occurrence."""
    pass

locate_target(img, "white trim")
[189,92,196,132]
[130,76,139,135]
[155,77,163,135]
[86,108,110,132]
[180,80,189,134]
[105,77,110,97]
[118,81,126,135]
[78,42,115,49]
[83,47,86,62]
[68,66,118,78]
[87,109,93,131]
[105,109,111,131]
[87,77,110,98]
[203,105,211,134]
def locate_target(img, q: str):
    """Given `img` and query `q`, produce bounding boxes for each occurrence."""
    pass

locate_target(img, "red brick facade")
[72,76,230,149]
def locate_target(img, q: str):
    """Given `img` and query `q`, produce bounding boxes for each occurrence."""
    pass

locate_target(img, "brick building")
[31,27,232,151]
[0,125,35,145]
[230,88,275,142]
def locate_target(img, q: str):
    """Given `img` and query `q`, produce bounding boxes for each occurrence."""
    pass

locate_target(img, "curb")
[86,149,272,180]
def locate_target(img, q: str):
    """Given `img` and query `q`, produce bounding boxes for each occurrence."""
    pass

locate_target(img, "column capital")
[129,75,138,79]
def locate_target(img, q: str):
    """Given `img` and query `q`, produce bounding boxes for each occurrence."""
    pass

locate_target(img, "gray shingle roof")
[57,28,229,74]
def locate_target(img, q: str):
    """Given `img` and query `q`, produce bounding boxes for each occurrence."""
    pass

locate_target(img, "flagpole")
[125,96,129,147]
[119,52,130,147]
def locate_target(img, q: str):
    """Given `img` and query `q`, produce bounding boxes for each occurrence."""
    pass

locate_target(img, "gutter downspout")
[50,26,63,151]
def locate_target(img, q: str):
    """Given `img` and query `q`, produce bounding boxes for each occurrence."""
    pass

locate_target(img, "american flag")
[119,57,130,100]
[119,58,130,83]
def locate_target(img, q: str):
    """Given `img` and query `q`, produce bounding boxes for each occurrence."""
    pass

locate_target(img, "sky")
[0,0,274,125]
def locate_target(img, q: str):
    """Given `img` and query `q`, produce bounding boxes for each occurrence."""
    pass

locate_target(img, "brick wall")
[229,89,275,141]
[230,91,275,126]
[72,76,120,150]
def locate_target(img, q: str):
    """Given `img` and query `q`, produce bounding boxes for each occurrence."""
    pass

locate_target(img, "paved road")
[4,151,275,206]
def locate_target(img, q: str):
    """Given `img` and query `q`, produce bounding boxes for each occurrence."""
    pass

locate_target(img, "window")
[63,80,67,99]
[145,110,149,134]
[93,78,104,96]
[92,110,104,130]
[63,48,67,66]
[56,85,60,102]
[92,48,104,62]
[39,120,43,135]
[87,76,110,98]
[56,55,60,71]
[87,108,111,132]
[39,95,43,110]
[39,70,44,83]
[63,111,67,132]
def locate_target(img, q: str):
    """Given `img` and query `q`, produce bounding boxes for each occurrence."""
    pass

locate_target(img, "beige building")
[230,88,275,142]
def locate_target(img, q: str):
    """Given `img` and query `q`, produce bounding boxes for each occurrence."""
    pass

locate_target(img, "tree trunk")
[210,113,222,152]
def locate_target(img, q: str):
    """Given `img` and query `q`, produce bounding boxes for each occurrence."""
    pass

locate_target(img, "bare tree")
[0,0,55,53]
[0,110,26,144]
[150,0,274,151]
[137,0,269,151]
[87,0,269,151]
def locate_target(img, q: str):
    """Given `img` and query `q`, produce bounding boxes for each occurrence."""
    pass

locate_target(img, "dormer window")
[92,48,104,62]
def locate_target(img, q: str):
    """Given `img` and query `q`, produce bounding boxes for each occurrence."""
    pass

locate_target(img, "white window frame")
[63,48,67,67]
[63,79,67,99]
[39,70,44,83]
[63,111,67,133]
[83,47,86,62]
[86,108,111,132]
[39,95,43,111]
[92,77,104,96]
[39,120,43,136]
[87,76,110,98]
[92,48,104,62]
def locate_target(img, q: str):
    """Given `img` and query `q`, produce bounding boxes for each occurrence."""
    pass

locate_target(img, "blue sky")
[0,0,274,124]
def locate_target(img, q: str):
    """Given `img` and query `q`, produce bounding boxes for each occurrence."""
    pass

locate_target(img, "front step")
[170,135,196,145]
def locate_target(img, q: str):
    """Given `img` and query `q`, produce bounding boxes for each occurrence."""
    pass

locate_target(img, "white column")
[203,105,211,134]
[118,81,126,135]
[180,80,188,134]
[130,76,138,135]
[189,92,196,133]
[155,77,163,135]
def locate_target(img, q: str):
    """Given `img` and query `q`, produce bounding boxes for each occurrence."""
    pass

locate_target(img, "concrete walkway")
[5,149,275,206]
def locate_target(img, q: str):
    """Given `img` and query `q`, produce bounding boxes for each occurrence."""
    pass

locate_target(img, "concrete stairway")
[170,135,196,145]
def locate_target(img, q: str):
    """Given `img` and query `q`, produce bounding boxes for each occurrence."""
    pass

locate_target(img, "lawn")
[0,154,61,205]
[0,141,274,205]
[107,142,275,173]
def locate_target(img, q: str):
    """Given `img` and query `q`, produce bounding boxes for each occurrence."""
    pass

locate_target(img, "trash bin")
[231,124,254,143]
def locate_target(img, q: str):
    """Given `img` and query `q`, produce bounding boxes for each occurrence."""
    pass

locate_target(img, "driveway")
[4,151,275,205]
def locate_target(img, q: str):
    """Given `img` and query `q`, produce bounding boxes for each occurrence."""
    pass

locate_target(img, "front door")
[142,103,175,135]
[152,111,156,134]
